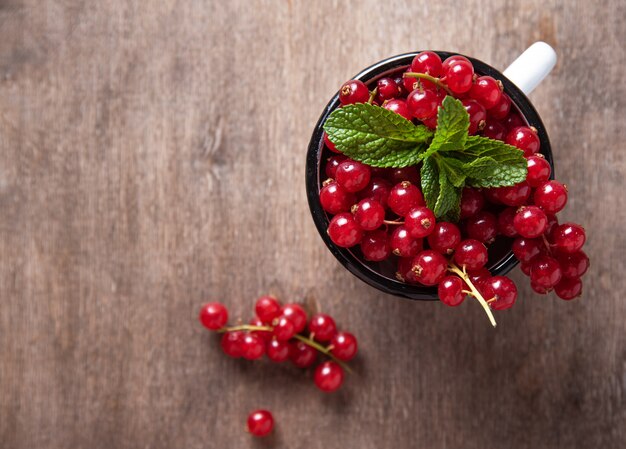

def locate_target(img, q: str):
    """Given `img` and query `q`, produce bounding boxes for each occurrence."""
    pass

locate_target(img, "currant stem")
[448,262,497,327]
[403,72,453,96]
[368,88,378,104]
[383,219,405,225]
[217,324,272,333]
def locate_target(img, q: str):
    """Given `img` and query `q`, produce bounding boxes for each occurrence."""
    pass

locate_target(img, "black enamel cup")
[306,48,555,300]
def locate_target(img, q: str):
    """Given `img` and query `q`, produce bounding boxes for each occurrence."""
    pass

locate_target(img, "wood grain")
[0,1,624,448]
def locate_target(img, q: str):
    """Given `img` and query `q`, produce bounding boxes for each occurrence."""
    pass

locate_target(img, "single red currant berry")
[199,302,228,330]
[360,230,391,262]
[469,76,502,109]
[545,214,560,241]
[513,205,548,238]
[496,181,532,206]
[383,98,412,121]
[390,226,422,258]
[422,115,438,129]
[526,155,551,187]
[309,314,337,342]
[427,222,461,254]
[281,304,307,334]
[323,132,341,153]
[503,113,525,131]
[289,341,317,368]
[395,75,409,96]
[497,207,518,237]
[272,316,296,341]
[531,280,551,294]
[402,72,420,93]
[320,180,355,215]
[481,276,518,311]
[353,198,385,231]
[411,51,443,76]
[249,317,272,342]
[255,296,281,324]
[464,211,498,244]
[339,79,369,105]
[438,276,466,306]
[552,223,586,253]
[443,60,474,94]
[442,54,471,72]
[388,181,425,216]
[520,261,532,276]
[314,361,344,393]
[554,277,583,300]
[396,257,421,284]
[462,99,487,135]
[221,331,244,358]
[241,333,265,360]
[468,267,492,285]
[487,92,512,120]
[454,239,488,271]
[390,166,421,185]
[405,206,436,238]
[407,88,439,120]
[482,119,506,141]
[410,250,448,286]
[506,126,540,156]
[557,251,589,279]
[359,177,392,208]
[325,154,348,178]
[330,332,358,361]
[247,410,274,437]
[460,187,485,218]
[512,237,545,263]
[534,180,568,214]
[375,77,401,103]
[530,255,562,289]
[335,160,371,193]
[266,339,290,362]
[327,213,363,248]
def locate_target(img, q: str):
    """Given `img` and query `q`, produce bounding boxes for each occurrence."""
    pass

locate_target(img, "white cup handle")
[502,42,557,96]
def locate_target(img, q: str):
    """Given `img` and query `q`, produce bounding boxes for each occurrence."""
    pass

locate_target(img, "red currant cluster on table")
[321,51,588,316]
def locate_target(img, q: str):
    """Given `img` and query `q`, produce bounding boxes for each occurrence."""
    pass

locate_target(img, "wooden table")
[1,1,624,448]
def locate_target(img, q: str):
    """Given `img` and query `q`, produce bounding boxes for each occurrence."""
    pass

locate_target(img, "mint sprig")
[323,96,527,220]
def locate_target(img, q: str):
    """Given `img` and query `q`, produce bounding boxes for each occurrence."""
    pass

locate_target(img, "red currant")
[443,60,474,94]
[359,177,392,208]
[221,331,244,358]
[327,213,363,248]
[503,113,525,131]
[390,167,421,185]
[482,119,506,141]
[454,239,488,270]
[266,339,290,362]
[552,223,586,253]
[241,333,265,360]
[390,226,422,258]
[442,55,471,72]
[497,207,518,237]
[360,230,391,262]
[513,205,548,238]
[339,80,369,105]
[383,98,412,121]
[505,126,540,156]
[411,51,443,77]
[491,181,531,206]
[531,281,551,294]
[405,206,436,238]
[468,267,492,285]
[534,180,568,214]
[460,187,484,218]
[488,92,512,120]
[335,160,371,193]
[438,275,466,306]
[375,77,400,103]
[411,250,448,286]
[320,180,356,215]
[273,316,296,341]
[388,181,424,216]
[512,237,545,263]
[462,99,487,135]
[427,222,461,254]
[323,132,341,154]
[557,251,589,279]
[289,341,317,368]
[314,361,344,392]
[526,155,551,187]
[281,304,307,333]
[330,332,358,361]
[249,317,272,342]
[545,214,560,241]
[324,154,348,178]
[396,257,421,284]
[469,76,502,109]
[530,255,562,288]
[481,276,517,311]
[199,302,228,330]
[247,410,274,437]
[464,211,498,244]
[554,277,582,300]
[407,88,439,120]
[353,198,385,231]
[309,314,337,342]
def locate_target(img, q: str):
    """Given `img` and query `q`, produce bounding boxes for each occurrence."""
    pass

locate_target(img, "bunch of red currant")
[320,51,588,318]
[199,296,357,393]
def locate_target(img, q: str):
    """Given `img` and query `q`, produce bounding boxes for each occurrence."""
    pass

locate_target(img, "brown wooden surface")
[1,1,625,448]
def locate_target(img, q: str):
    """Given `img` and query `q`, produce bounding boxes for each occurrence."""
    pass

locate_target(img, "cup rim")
[305,51,554,300]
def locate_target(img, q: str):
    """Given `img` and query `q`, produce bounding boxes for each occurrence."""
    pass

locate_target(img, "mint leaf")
[420,157,439,210]
[323,103,433,167]
[427,96,469,153]
[436,156,466,188]
[434,165,462,222]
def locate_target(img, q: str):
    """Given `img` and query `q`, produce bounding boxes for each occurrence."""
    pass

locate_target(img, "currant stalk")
[448,262,497,327]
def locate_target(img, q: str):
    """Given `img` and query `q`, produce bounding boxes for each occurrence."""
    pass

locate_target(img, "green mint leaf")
[427,96,469,154]
[323,103,433,168]
[420,156,439,211]
[436,156,466,188]
[434,158,462,221]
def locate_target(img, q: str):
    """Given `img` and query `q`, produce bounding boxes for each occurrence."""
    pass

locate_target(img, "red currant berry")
[482,119,506,141]
[526,155,551,187]
[388,181,425,216]
[390,226,422,258]
[249,317,272,342]
[554,277,583,300]
[506,126,540,156]
[339,79,369,105]
[320,180,355,215]
[422,115,438,129]
[557,251,589,279]
[375,77,400,103]
[353,198,385,231]
[395,75,409,96]
[411,250,448,286]
[443,60,474,94]
[360,230,391,262]
[335,160,371,193]
[396,257,421,284]
[512,237,545,263]
[531,281,551,294]
[199,302,228,330]
[462,99,487,135]
[481,276,517,311]
[390,167,421,185]
[281,304,307,334]
[454,239,488,271]
[427,222,461,254]
[545,214,560,241]
[492,181,531,207]
[330,331,358,361]
[325,154,348,178]
[402,72,420,93]
[534,181,568,214]
[469,76,502,109]
[289,340,317,368]
[273,316,296,341]
[497,207,518,237]
[411,51,443,76]
[438,275,466,306]
[327,213,363,248]
[513,205,548,238]
[442,54,471,72]
[323,132,340,153]
[405,206,436,238]
[383,98,412,121]
[468,267,492,285]
[407,88,439,120]
[552,223,586,253]
[314,361,344,393]
[503,113,525,131]
[460,188,485,218]
[221,331,244,358]
[464,211,498,244]
[520,261,532,276]
[309,314,337,342]
[247,410,274,437]
[241,333,265,360]
[530,255,562,289]
[266,339,290,362]
[488,92,512,120]
[359,177,392,208]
